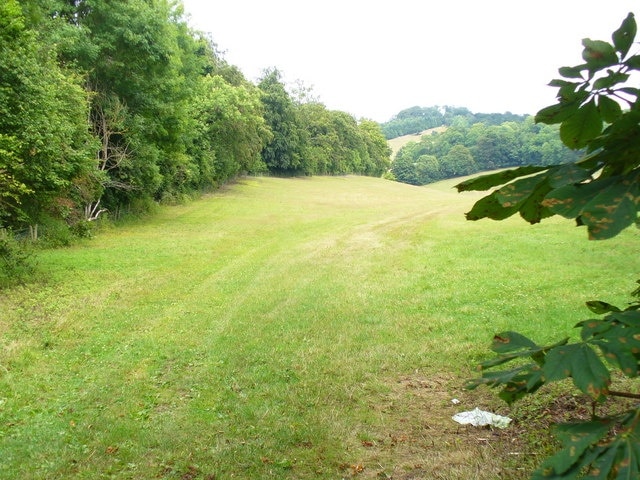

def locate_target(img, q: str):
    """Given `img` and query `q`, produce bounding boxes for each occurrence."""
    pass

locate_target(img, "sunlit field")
[1,176,637,479]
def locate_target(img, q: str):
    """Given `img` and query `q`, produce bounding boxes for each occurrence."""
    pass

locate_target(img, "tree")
[441,144,476,177]
[0,0,96,235]
[192,75,271,183]
[258,68,306,174]
[358,119,392,176]
[456,13,640,478]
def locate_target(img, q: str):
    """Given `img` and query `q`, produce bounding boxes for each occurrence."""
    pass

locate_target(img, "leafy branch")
[457,13,640,241]
[457,13,640,478]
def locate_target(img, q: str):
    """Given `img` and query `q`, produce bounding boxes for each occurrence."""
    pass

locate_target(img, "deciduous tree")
[0,0,96,234]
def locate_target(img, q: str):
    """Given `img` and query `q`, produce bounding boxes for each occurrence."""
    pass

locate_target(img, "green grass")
[1,176,638,479]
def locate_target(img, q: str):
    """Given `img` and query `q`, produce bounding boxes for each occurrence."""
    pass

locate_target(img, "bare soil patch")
[348,372,639,480]
[345,373,533,479]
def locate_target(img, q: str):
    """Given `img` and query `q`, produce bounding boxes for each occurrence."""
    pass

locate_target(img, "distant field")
[1,176,638,479]
[387,126,447,158]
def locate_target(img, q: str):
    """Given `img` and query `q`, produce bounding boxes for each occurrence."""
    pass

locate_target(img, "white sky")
[180,1,639,122]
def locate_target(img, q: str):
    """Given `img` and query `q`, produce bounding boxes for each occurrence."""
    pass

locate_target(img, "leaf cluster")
[456,13,640,240]
[468,294,640,478]
[458,13,640,478]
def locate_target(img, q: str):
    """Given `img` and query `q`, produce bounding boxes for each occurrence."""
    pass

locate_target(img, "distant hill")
[381,105,528,140]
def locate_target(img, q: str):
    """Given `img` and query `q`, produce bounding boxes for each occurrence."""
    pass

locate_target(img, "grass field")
[387,127,447,157]
[1,175,638,479]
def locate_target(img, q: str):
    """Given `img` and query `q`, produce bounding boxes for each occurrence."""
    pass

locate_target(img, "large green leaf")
[467,364,545,404]
[558,65,586,79]
[597,95,623,123]
[543,343,610,400]
[583,310,640,377]
[495,173,547,208]
[559,100,603,149]
[585,300,621,314]
[593,71,629,91]
[612,13,636,58]
[517,178,555,223]
[578,175,640,239]
[533,411,640,479]
[547,163,592,188]
[490,331,538,353]
[455,165,549,192]
[548,421,612,475]
[595,339,639,377]
[533,420,612,478]
[624,55,640,70]
[535,101,580,125]
[581,39,619,72]
[542,177,616,220]
[464,190,520,221]
[464,172,556,224]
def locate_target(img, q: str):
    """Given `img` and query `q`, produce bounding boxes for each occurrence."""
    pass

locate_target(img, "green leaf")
[577,319,612,340]
[588,443,619,479]
[559,100,603,149]
[558,65,585,79]
[547,163,593,188]
[534,411,640,479]
[595,340,639,377]
[593,71,629,91]
[597,95,623,123]
[467,364,545,404]
[543,344,610,400]
[579,175,640,239]
[535,102,580,125]
[581,39,619,72]
[612,13,636,58]
[624,54,640,70]
[490,331,539,353]
[585,300,621,314]
[464,190,520,221]
[586,313,640,377]
[495,173,547,209]
[609,310,640,326]
[549,79,579,88]
[543,421,612,476]
[455,166,550,192]
[542,178,615,220]
[518,178,555,224]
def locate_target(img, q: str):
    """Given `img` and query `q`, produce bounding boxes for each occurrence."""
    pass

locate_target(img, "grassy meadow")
[387,126,447,157]
[1,175,638,479]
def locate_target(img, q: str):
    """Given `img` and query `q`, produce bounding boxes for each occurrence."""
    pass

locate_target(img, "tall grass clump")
[0,230,35,287]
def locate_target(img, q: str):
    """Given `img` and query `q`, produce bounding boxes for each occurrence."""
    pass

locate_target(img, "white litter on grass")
[451,398,461,405]
[452,408,512,429]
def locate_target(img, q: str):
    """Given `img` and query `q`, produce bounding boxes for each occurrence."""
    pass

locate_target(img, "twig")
[608,390,640,400]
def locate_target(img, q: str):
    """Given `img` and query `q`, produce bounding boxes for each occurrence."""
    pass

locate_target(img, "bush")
[0,231,36,287]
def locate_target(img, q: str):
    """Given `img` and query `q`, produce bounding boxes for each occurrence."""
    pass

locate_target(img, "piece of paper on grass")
[452,407,511,429]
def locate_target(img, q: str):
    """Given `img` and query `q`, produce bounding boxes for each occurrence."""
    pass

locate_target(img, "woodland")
[1,0,390,243]
[383,107,581,186]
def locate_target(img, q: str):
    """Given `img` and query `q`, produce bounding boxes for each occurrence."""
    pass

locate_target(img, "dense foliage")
[392,117,581,185]
[457,13,640,479]
[0,0,390,246]
[381,105,528,139]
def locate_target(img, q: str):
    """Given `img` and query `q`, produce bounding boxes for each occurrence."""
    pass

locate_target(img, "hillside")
[387,126,447,158]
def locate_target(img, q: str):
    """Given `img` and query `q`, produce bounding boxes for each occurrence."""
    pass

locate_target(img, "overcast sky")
[181,1,639,122]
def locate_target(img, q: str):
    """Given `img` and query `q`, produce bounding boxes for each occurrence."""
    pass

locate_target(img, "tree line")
[389,116,581,186]
[0,0,391,243]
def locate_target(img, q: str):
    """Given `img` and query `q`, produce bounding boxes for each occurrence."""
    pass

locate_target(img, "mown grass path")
[1,176,638,479]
